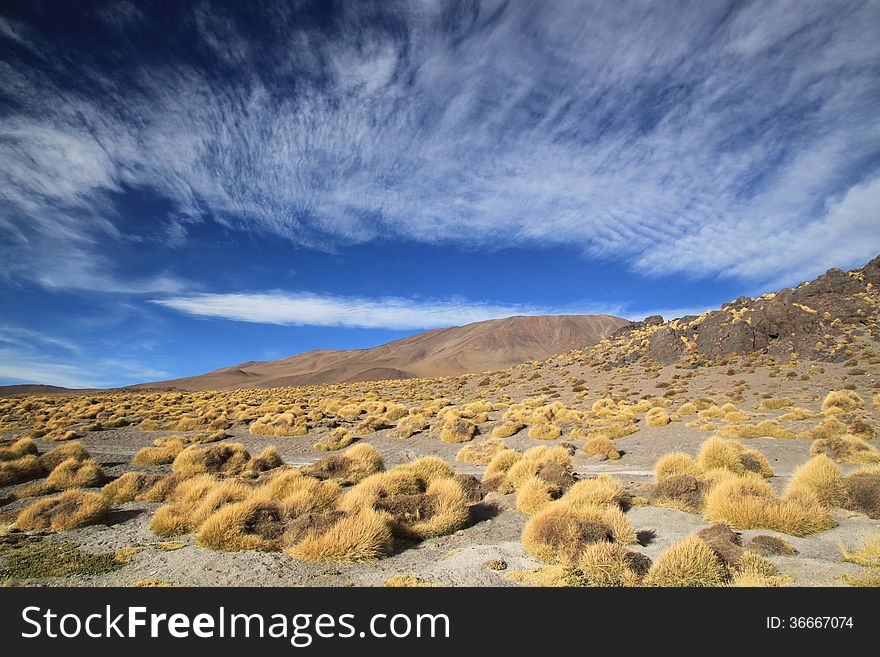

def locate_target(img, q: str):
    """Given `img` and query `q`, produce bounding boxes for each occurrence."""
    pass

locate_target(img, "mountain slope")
[136,314,628,391]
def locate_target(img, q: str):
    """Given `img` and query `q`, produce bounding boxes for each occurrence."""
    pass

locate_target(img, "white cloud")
[0,1,878,291]
[152,291,626,330]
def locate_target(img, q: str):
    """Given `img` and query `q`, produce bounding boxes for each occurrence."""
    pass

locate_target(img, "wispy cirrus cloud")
[152,291,626,330]
[0,1,877,293]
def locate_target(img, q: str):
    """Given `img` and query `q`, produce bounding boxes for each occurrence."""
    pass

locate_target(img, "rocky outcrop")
[597,256,880,366]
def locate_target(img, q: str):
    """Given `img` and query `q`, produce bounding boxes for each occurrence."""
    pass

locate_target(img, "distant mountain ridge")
[132,314,629,391]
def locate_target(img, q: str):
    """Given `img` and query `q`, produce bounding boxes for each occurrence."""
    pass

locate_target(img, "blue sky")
[1,0,879,388]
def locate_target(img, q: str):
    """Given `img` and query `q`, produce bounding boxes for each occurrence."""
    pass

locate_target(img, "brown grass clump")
[801,417,850,440]
[46,457,104,490]
[822,390,864,415]
[397,478,471,539]
[842,471,880,518]
[14,490,109,532]
[102,472,167,503]
[40,442,89,470]
[583,436,621,461]
[522,505,613,564]
[491,421,524,439]
[171,442,252,477]
[528,423,562,440]
[285,507,394,563]
[784,454,847,507]
[338,470,423,513]
[576,541,650,587]
[645,407,670,427]
[705,473,836,536]
[132,439,185,466]
[505,446,572,490]
[0,454,44,486]
[643,536,727,587]
[196,497,286,551]
[313,427,354,452]
[747,534,798,557]
[456,437,507,464]
[300,443,384,485]
[649,474,704,512]
[697,436,773,478]
[654,452,701,481]
[811,435,880,464]
[440,415,477,443]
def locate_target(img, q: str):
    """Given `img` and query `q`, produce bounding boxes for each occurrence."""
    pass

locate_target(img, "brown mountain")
[135,314,629,391]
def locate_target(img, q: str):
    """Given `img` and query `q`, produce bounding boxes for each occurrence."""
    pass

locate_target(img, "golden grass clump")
[577,541,649,587]
[839,534,880,568]
[132,438,185,466]
[384,575,439,587]
[716,420,796,440]
[483,449,522,480]
[801,416,850,441]
[456,437,507,464]
[196,497,286,551]
[822,390,864,415]
[645,407,670,427]
[643,536,727,587]
[704,472,836,536]
[15,490,110,532]
[562,476,630,511]
[527,423,562,440]
[171,442,252,477]
[285,507,394,563]
[874,393,880,410]
[391,413,428,438]
[399,478,471,539]
[0,454,44,486]
[491,421,524,439]
[440,415,477,443]
[697,436,773,477]
[757,398,793,410]
[338,469,423,513]
[102,471,168,503]
[397,456,455,486]
[778,407,825,422]
[583,436,621,460]
[571,423,638,441]
[654,452,701,481]
[505,446,573,490]
[516,476,561,515]
[46,457,104,490]
[300,443,384,485]
[811,434,880,464]
[728,551,786,587]
[0,436,38,460]
[784,454,847,507]
[522,505,613,564]
[249,412,308,437]
[40,441,89,470]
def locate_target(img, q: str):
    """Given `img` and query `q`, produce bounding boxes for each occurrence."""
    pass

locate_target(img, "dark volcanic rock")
[602,255,880,366]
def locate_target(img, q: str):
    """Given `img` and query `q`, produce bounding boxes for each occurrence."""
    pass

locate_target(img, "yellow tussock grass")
[644,536,727,587]
[15,490,109,532]
[286,507,394,563]
[456,437,507,464]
